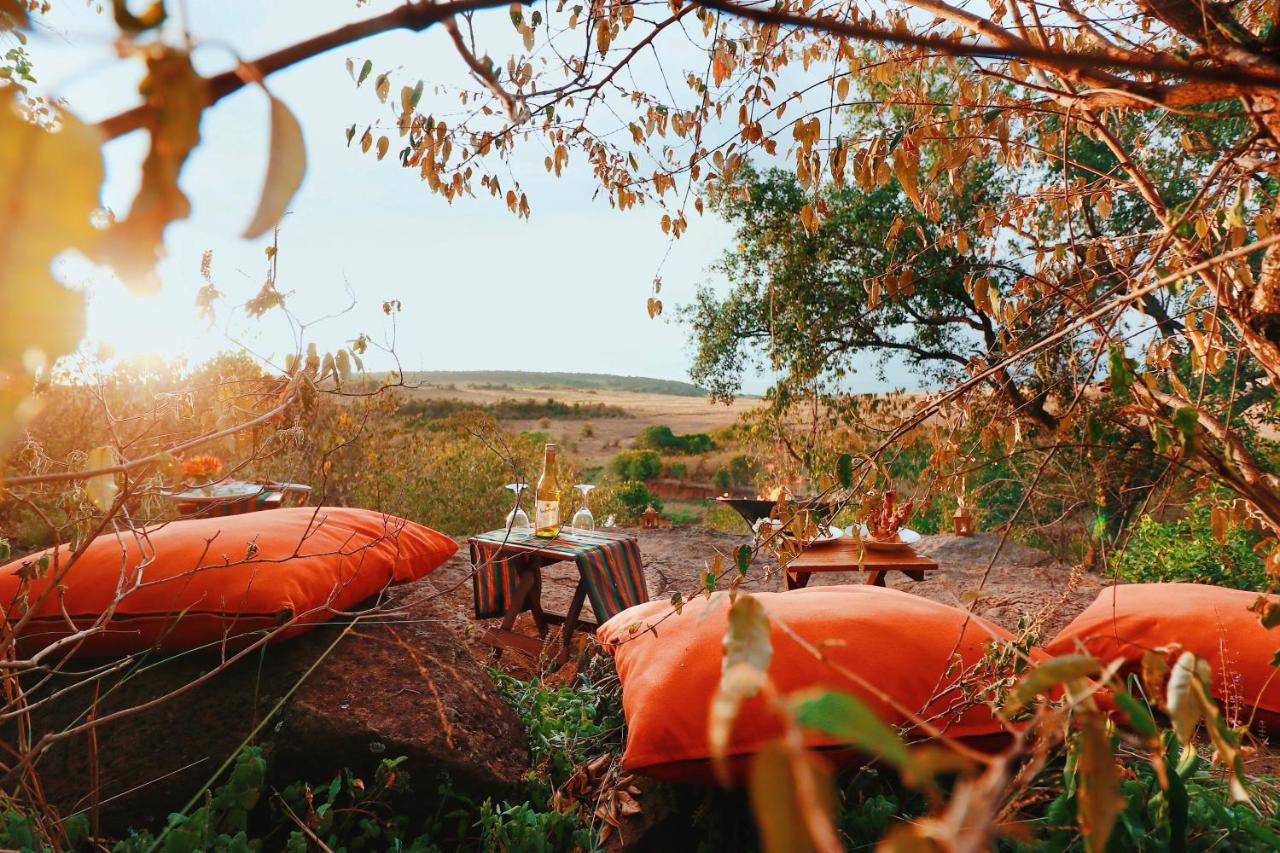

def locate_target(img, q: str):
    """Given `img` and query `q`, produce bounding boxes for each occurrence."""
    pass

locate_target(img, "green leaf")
[243,96,307,239]
[788,689,923,782]
[1111,690,1157,739]
[1108,344,1134,398]
[734,543,751,576]
[836,453,853,488]
[1171,407,1202,449]
[357,59,372,86]
[1005,654,1101,714]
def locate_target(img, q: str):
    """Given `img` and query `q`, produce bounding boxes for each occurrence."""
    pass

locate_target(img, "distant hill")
[403,371,707,397]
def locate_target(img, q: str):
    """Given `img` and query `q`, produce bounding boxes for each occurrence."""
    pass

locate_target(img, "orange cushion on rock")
[598,585,1027,781]
[1046,583,1280,729]
[0,507,456,658]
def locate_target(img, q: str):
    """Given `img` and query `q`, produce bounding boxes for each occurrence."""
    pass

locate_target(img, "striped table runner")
[470,529,648,621]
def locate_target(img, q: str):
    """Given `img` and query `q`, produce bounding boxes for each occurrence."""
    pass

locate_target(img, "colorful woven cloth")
[470,529,648,621]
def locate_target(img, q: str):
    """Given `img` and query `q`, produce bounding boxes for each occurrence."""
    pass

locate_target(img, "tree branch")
[97,0,523,140]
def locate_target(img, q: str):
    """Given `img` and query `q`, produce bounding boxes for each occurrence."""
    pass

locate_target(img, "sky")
[26,0,916,394]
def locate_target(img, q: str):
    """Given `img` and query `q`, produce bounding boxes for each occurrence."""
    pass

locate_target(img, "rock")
[912,532,1058,568]
[15,578,528,834]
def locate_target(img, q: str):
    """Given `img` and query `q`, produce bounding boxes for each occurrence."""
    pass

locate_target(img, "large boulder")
[17,579,528,833]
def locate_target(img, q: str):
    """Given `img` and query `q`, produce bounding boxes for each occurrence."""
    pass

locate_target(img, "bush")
[714,468,732,491]
[728,454,754,488]
[665,461,688,480]
[593,481,662,524]
[1112,494,1266,590]
[491,667,623,785]
[638,424,715,454]
[610,449,662,481]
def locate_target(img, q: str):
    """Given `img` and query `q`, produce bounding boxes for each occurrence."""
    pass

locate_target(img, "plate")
[170,481,267,501]
[855,526,921,551]
[808,525,845,545]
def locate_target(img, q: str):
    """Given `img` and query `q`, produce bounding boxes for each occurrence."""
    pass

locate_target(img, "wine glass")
[505,482,531,531]
[570,484,596,531]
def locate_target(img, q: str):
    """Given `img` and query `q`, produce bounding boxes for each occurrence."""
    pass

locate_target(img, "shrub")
[638,424,715,454]
[610,449,662,481]
[728,454,754,488]
[593,481,662,523]
[714,468,732,491]
[1112,494,1266,590]
[490,667,623,785]
[665,461,688,480]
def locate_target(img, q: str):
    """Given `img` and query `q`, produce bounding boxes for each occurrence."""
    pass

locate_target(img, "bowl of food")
[856,525,921,551]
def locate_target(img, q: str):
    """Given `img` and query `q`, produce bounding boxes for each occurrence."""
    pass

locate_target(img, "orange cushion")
[0,507,456,658]
[597,585,1027,781]
[1046,583,1280,729]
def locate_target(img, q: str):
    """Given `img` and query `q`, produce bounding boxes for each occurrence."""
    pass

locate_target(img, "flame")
[757,486,788,501]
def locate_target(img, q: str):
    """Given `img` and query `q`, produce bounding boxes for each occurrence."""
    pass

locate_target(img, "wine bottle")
[534,443,561,538]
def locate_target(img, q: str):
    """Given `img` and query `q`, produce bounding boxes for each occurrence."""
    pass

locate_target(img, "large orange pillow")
[597,585,1029,781]
[0,507,456,658]
[1046,583,1280,730]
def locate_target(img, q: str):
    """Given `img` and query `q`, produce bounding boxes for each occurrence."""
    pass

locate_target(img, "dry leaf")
[243,95,307,239]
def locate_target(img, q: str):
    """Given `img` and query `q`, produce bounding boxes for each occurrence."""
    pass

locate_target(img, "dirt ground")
[426,527,1103,654]
[424,525,1280,776]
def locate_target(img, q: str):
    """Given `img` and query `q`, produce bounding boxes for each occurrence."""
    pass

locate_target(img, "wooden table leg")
[560,581,589,660]
[785,571,811,591]
[526,562,549,638]
[867,570,887,587]
[499,561,539,631]
[902,569,926,582]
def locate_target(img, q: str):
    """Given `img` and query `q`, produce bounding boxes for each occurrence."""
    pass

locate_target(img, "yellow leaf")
[1210,506,1228,545]
[1076,713,1123,853]
[712,56,728,87]
[799,203,819,235]
[709,595,772,775]
[1166,651,1210,744]
[0,96,103,445]
[85,445,121,511]
[243,96,307,239]
[96,48,205,287]
[749,742,838,853]
[893,148,922,210]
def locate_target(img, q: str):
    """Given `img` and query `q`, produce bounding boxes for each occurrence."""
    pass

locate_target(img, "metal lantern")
[953,505,975,537]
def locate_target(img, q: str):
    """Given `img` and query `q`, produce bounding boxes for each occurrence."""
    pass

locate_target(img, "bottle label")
[535,500,559,529]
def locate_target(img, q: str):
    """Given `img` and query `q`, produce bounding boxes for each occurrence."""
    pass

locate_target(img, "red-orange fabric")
[0,507,456,658]
[1046,583,1280,729]
[597,585,1029,781]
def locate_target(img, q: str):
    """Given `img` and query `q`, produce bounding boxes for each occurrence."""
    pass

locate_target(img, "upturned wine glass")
[505,482,531,531]
[571,483,596,531]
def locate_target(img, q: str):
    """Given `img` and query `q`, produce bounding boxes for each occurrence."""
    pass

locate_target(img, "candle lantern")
[953,503,975,536]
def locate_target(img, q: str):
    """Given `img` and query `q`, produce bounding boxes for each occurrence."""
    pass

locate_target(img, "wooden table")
[166,481,312,518]
[468,530,647,660]
[784,539,938,590]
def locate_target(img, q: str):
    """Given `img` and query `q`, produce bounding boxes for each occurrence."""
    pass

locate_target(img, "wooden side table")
[784,539,938,590]
[469,529,647,659]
